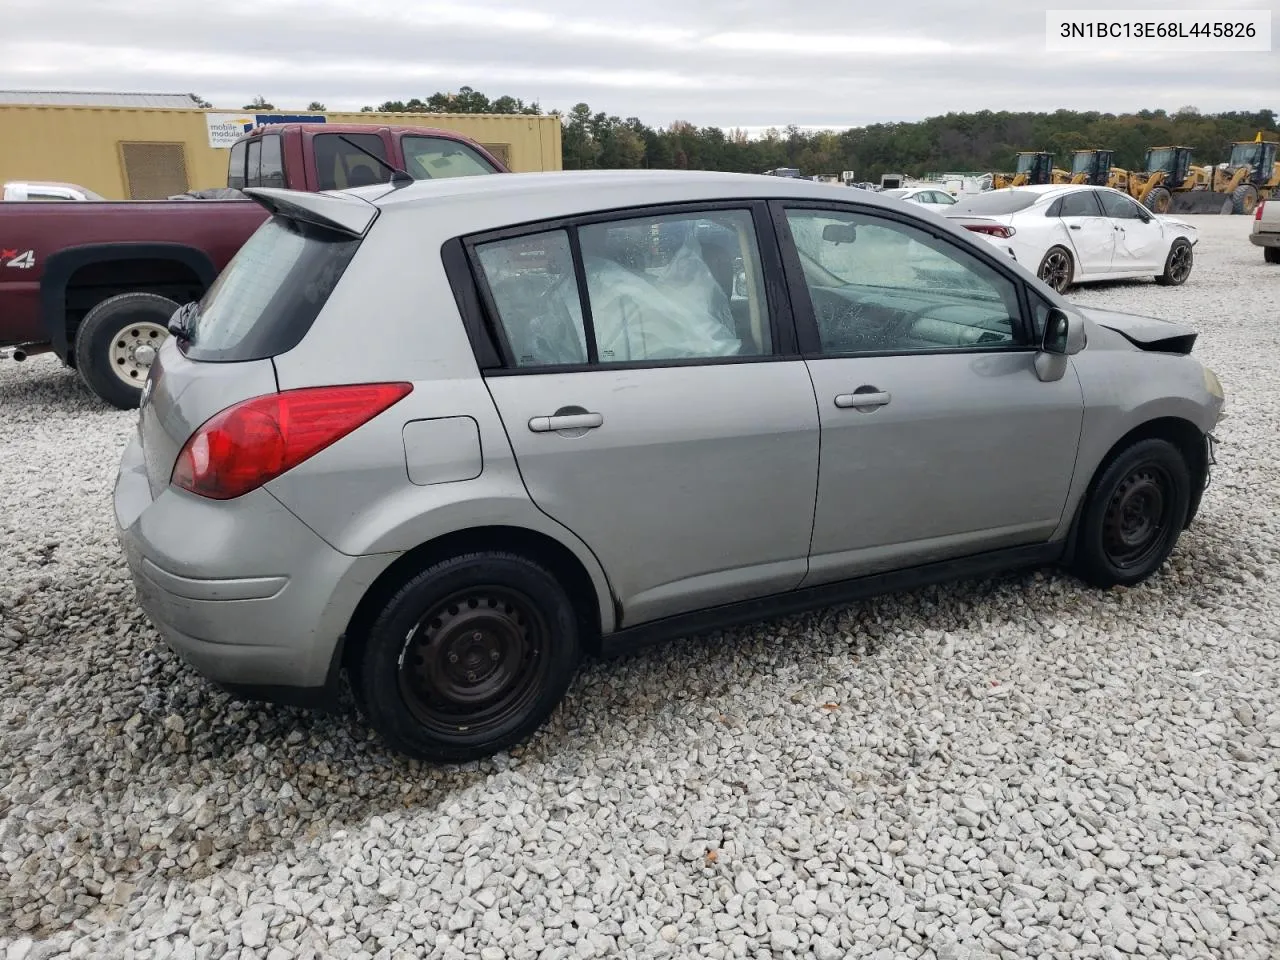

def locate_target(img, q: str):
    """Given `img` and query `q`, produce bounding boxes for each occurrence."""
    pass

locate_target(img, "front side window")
[1097,191,1146,220]
[314,133,388,191]
[245,140,261,188]
[402,136,499,179]
[1058,190,1103,217]
[473,209,771,368]
[784,207,1023,355]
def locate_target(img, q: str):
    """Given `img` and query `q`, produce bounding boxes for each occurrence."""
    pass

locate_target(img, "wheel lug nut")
[448,653,458,663]
[472,631,483,641]
[490,650,499,661]
[466,671,477,682]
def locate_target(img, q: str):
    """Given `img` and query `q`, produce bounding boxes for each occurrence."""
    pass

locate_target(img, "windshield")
[1015,154,1037,174]
[1072,152,1095,174]
[1146,148,1175,174]
[948,191,1040,215]
[1229,143,1261,169]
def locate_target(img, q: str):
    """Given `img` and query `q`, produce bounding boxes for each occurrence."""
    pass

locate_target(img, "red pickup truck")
[0,123,508,407]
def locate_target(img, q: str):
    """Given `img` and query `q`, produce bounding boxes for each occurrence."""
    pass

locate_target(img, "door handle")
[528,412,603,433]
[834,391,891,409]
[1069,224,1082,230]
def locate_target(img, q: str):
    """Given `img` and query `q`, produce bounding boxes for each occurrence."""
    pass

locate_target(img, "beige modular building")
[0,92,563,200]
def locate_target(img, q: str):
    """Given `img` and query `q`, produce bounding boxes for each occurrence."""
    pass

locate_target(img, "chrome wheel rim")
[1169,244,1192,283]
[109,322,167,385]
[1040,251,1071,292]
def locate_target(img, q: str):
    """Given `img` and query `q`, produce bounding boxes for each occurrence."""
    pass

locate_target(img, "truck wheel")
[1266,247,1280,264]
[73,293,178,410]
[1232,184,1259,216]
[1143,187,1171,213]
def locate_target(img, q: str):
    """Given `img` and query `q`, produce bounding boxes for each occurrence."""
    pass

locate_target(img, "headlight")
[1203,366,1223,400]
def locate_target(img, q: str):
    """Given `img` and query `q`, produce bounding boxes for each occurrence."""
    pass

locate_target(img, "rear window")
[949,192,1042,215]
[182,216,360,362]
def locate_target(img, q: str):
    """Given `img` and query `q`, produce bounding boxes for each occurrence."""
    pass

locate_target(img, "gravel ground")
[1,214,1278,960]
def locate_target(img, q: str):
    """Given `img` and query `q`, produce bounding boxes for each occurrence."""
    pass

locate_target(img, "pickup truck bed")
[1251,198,1280,263]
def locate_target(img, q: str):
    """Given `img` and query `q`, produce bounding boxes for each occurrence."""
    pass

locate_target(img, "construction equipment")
[992,152,1054,189]
[1191,133,1279,215]
[1062,149,1115,186]
[1130,146,1205,213]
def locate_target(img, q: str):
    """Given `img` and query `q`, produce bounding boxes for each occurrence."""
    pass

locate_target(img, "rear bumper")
[1249,231,1280,248]
[113,432,398,708]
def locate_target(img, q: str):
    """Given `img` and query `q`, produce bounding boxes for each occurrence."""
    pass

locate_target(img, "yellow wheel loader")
[1065,150,1115,186]
[992,152,1054,189]
[1133,146,1219,214]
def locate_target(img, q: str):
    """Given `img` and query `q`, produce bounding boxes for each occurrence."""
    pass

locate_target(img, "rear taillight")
[964,224,1017,239]
[171,382,413,500]
[1257,199,1266,221]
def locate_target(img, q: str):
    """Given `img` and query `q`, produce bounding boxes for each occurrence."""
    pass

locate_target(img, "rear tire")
[1232,184,1259,216]
[73,292,178,409]
[1265,246,1280,264]
[1037,246,1074,293]
[1155,238,1194,286]
[357,552,581,763]
[1070,438,1192,589]
[1143,186,1171,214]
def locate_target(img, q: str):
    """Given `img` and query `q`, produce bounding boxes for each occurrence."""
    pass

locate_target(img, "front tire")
[1037,246,1074,294]
[1232,184,1259,216]
[357,552,581,762]
[1143,186,1172,214]
[1155,238,1193,286]
[73,292,178,409]
[1070,438,1192,588]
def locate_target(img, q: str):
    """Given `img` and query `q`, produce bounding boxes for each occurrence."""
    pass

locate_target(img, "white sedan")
[881,186,959,213]
[943,184,1198,293]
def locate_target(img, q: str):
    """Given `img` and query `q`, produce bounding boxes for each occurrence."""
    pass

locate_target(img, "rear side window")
[183,216,360,362]
[402,136,499,179]
[245,135,286,189]
[227,141,247,190]
[314,133,388,191]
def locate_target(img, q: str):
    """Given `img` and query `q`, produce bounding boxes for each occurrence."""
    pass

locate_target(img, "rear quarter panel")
[266,210,618,632]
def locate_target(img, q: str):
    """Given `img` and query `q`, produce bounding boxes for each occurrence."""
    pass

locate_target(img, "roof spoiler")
[242,187,378,237]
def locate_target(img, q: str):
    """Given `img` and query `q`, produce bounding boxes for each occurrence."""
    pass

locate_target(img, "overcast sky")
[2,0,1275,130]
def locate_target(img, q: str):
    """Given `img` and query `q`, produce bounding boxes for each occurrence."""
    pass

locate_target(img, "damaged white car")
[943,184,1197,293]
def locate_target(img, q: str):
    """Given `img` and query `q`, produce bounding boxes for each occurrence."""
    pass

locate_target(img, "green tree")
[242,96,275,111]
[189,93,213,108]
[307,101,327,112]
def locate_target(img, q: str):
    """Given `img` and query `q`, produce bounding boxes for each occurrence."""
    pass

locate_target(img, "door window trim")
[767,198,1040,358]
[445,199,803,376]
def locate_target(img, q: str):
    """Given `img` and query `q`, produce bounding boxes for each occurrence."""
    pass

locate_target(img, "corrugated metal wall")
[0,105,562,200]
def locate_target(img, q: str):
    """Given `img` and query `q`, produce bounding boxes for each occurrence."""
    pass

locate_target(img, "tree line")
[218,88,1279,182]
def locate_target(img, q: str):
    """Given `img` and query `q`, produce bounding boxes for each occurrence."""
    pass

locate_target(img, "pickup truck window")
[227,141,247,190]
[243,134,286,190]
[402,136,499,179]
[246,140,262,188]
[315,133,389,191]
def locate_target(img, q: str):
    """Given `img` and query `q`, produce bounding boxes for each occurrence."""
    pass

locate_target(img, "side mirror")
[823,222,858,244]
[1042,308,1069,354]
[1036,308,1070,382]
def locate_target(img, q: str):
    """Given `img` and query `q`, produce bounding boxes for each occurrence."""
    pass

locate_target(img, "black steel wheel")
[1037,246,1074,293]
[1070,438,1192,588]
[1156,239,1193,286]
[1100,464,1175,572]
[357,551,581,762]
[397,585,549,736]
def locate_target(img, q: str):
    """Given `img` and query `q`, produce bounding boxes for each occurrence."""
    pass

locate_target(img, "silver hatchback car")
[114,170,1226,762]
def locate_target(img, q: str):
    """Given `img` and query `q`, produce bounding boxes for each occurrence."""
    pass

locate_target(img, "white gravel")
[2,214,1278,960]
